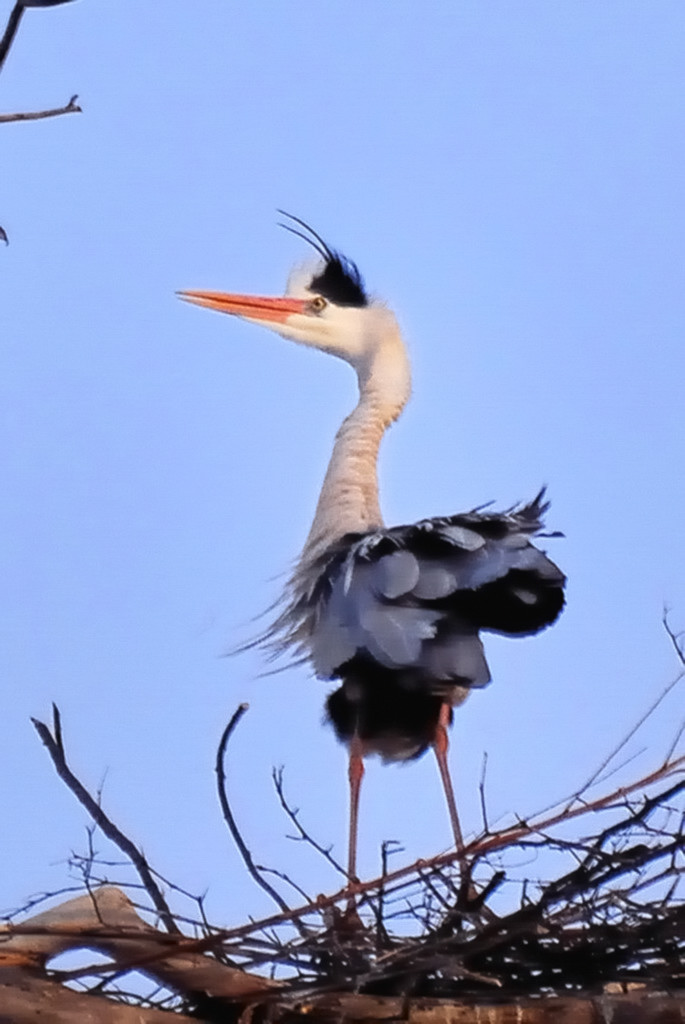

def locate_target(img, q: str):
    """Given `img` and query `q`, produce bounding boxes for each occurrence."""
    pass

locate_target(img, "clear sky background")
[2,1,684,928]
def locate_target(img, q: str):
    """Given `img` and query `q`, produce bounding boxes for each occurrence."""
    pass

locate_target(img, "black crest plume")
[277,211,369,308]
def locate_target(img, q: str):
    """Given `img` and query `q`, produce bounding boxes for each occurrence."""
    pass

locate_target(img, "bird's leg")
[432,701,464,854]
[347,733,365,886]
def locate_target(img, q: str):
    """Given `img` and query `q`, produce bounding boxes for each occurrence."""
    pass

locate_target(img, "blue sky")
[2,1,684,927]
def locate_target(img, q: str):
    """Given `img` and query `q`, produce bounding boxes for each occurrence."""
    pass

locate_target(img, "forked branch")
[1,0,82,241]
[32,705,180,935]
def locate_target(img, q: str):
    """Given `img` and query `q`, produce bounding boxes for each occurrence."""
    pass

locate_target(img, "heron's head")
[178,215,406,380]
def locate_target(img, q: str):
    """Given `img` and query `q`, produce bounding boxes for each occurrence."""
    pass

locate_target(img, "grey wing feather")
[262,491,564,696]
[376,549,421,598]
[314,560,441,674]
[412,565,457,600]
[308,494,564,689]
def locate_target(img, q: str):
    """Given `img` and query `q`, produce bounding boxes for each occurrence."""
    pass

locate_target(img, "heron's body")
[180,215,565,873]
[277,492,564,762]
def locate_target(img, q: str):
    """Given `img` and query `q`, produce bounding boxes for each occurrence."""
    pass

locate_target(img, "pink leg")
[433,701,464,853]
[347,734,365,885]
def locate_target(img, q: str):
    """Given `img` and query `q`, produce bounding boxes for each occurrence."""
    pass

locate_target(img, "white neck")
[300,330,411,563]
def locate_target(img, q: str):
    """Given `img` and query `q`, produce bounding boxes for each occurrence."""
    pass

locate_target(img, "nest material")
[5,637,684,1021]
[2,750,682,1022]
[211,759,685,1001]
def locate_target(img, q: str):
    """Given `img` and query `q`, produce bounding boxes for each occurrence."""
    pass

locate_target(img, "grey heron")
[179,215,565,883]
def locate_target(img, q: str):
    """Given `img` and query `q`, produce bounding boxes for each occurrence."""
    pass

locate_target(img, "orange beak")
[177,290,307,323]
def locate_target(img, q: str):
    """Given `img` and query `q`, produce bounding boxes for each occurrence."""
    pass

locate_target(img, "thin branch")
[1,2,81,243]
[0,93,81,123]
[254,865,312,905]
[32,704,181,935]
[479,752,490,834]
[0,1,77,77]
[0,1,25,74]
[663,608,685,667]
[666,715,685,762]
[575,668,685,796]
[376,839,402,949]
[272,766,347,877]
[215,705,307,933]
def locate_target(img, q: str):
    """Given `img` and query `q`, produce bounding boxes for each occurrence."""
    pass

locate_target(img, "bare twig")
[215,705,307,933]
[0,93,81,123]
[272,766,347,877]
[577,668,684,797]
[254,865,312,905]
[32,704,180,935]
[1,1,81,243]
[666,715,685,762]
[479,752,490,834]
[663,609,685,667]
[375,839,402,949]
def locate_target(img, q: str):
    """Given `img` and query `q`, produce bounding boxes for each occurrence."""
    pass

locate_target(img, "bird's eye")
[309,296,327,313]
